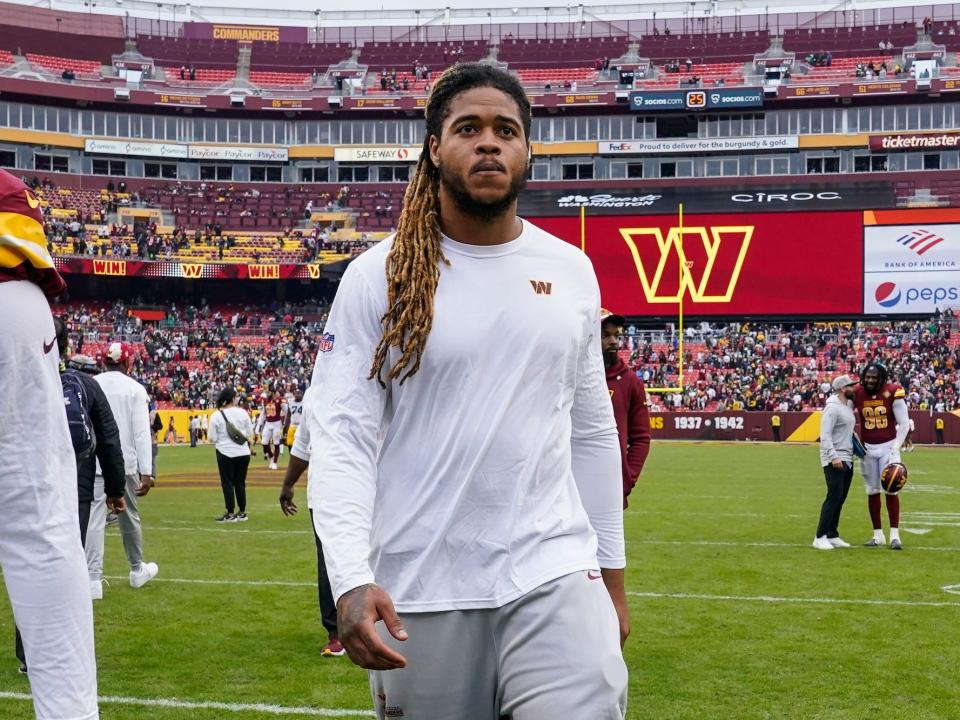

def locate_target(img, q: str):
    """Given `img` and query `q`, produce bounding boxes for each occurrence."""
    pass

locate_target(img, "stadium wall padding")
[647,411,957,444]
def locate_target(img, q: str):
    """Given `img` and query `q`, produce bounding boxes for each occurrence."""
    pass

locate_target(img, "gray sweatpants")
[370,570,628,720]
[86,474,145,578]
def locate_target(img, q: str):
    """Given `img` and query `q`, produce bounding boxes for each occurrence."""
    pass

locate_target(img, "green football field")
[1,442,958,719]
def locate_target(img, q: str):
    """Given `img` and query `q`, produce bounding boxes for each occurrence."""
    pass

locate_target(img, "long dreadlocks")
[368,63,532,386]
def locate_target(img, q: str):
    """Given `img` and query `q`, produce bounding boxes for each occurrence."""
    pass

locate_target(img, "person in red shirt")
[601,310,651,508]
[853,363,909,549]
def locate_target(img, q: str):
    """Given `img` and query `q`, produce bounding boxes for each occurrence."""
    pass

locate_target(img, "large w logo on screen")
[618,225,753,304]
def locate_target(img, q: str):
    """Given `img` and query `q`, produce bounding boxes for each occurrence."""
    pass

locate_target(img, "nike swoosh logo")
[43,338,56,354]
[25,190,41,209]
[587,570,602,581]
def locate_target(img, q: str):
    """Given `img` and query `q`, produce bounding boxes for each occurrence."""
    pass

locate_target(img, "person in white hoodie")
[814,374,858,550]
[87,342,159,596]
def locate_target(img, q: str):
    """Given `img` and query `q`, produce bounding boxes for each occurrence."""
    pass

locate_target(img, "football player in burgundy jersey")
[853,363,909,549]
[260,389,288,470]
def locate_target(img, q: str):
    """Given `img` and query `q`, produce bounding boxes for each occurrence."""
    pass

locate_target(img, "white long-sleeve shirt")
[209,406,254,458]
[307,220,625,612]
[94,370,152,476]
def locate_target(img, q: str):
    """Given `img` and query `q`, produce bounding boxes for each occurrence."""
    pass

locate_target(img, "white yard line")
[626,539,960,551]
[0,691,374,717]
[104,575,316,587]
[627,591,960,609]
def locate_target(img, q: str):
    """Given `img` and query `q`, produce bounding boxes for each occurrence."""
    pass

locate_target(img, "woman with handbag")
[209,387,254,523]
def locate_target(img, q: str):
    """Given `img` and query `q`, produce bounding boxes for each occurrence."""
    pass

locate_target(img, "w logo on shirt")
[529,279,553,295]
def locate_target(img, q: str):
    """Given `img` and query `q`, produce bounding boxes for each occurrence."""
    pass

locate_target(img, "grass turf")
[0,442,958,719]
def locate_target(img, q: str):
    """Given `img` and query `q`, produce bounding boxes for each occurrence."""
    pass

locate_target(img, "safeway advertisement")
[527,211,864,316]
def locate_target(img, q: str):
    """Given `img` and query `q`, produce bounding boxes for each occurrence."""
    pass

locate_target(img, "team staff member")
[87,342,159,593]
[936,416,945,444]
[771,413,782,442]
[278,386,343,657]
[15,324,128,667]
[854,363,909,550]
[600,309,651,508]
[308,64,627,720]
[209,387,254,523]
[813,375,858,550]
[0,168,101,718]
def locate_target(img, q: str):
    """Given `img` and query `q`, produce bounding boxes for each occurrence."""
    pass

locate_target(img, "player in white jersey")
[285,389,305,448]
[307,64,627,720]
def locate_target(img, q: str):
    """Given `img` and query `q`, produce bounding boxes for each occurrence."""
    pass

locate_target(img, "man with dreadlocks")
[854,362,909,549]
[306,63,628,719]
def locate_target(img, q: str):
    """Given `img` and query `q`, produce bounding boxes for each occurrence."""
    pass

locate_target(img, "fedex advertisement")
[864,223,960,314]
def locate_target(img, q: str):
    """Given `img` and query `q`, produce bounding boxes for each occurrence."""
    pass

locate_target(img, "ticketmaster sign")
[630,88,764,112]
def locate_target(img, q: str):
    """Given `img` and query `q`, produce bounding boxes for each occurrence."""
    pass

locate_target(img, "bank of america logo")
[895,229,945,255]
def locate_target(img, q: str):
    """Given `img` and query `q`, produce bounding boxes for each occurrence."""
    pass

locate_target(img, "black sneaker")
[236,513,248,522]
[17,663,27,675]
[215,513,237,523]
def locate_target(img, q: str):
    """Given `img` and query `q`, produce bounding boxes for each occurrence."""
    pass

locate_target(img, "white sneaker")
[828,537,851,548]
[269,462,278,470]
[89,579,103,600]
[129,562,159,588]
[812,536,835,550]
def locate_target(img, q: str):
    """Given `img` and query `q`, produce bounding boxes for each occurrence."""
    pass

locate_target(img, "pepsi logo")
[875,281,901,308]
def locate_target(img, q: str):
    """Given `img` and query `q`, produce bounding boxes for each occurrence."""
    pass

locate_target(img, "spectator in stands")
[179,65,186,80]
[685,58,693,71]
[61,68,75,81]
[189,65,196,81]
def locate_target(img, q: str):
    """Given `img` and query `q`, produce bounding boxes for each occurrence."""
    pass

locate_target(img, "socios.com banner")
[629,87,764,112]
[864,223,960,314]
[528,211,864,316]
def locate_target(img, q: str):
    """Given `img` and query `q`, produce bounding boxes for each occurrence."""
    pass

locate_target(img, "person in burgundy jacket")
[601,310,652,508]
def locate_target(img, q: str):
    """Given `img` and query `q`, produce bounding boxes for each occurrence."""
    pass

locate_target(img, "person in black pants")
[16,319,126,672]
[209,387,254,523]
[278,387,343,657]
[813,375,858,550]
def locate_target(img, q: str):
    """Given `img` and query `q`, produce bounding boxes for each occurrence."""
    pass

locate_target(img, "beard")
[603,349,618,369]
[440,161,528,221]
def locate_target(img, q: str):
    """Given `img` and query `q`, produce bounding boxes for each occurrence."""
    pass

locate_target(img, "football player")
[853,363,909,549]
[260,387,288,470]
[285,388,305,448]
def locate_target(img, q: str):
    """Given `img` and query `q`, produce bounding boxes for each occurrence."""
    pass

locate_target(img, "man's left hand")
[601,568,631,648]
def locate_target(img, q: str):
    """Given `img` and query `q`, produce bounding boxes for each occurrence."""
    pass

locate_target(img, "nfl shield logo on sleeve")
[318,333,335,353]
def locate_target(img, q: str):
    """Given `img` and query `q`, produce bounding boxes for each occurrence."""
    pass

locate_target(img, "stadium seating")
[359,40,487,70]
[135,36,239,69]
[249,70,312,87]
[162,66,236,84]
[798,55,895,82]
[645,62,745,88]
[515,67,597,86]
[497,36,628,69]
[248,40,352,72]
[637,30,770,63]
[0,49,13,66]
[26,53,101,74]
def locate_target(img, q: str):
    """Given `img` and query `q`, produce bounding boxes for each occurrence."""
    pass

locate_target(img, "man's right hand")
[336,584,408,670]
[106,496,126,513]
[279,484,297,516]
[831,459,844,470]
[136,474,155,496]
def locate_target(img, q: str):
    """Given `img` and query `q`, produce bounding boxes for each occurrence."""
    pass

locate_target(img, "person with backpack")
[209,387,254,523]
[14,320,127,670]
[86,342,159,597]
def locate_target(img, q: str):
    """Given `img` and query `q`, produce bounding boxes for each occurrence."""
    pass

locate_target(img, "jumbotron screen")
[529,210,864,316]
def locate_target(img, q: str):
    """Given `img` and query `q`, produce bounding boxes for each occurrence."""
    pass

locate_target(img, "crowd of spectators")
[619,316,958,413]
[60,299,331,409]
[55,300,958,414]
